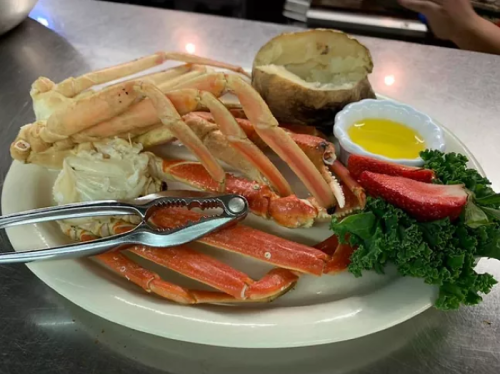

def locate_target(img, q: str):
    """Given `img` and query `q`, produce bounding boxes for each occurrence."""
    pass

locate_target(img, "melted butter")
[348,118,426,159]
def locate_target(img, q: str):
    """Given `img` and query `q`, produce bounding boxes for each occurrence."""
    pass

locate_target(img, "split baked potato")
[252,29,376,129]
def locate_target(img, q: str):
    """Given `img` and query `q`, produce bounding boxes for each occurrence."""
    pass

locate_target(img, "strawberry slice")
[348,154,435,183]
[359,171,467,221]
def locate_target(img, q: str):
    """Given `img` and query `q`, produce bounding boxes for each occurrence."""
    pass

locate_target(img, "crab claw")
[329,160,366,216]
[288,133,346,209]
[284,132,366,215]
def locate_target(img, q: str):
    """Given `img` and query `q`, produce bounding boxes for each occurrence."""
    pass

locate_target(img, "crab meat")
[53,139,162,205]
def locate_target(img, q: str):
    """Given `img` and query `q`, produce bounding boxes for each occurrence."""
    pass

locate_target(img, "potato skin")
[252,29,376,130]
[252,68,376,129]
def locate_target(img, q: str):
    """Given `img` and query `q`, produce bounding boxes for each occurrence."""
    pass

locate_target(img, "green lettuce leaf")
[330,212,376,242]
[465,200,491,228]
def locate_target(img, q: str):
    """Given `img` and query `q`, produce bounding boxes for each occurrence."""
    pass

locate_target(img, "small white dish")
[334,99,446,167]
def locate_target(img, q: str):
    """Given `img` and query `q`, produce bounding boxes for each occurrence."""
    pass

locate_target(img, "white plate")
[1,107,483,349]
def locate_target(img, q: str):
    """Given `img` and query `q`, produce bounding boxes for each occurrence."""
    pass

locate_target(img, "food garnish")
[331,150,500,310]
[348,118,426,160]
[348,154,435,182]
[358,171,467,221]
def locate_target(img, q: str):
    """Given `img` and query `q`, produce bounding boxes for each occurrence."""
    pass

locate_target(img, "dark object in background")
[312,0,415,17]
[100,0,288,23]
[472,1,500,13]
[246,0,287,23]
[306,0,500,47]
[313,0,500,18]
[307,0,445,45]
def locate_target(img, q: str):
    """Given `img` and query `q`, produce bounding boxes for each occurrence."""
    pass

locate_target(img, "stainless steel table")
[1,0,499,373]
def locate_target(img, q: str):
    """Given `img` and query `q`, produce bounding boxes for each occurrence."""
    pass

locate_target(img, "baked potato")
[252,29,376,129]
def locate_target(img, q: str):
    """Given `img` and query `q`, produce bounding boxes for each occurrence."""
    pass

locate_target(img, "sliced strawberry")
[348,154,435,183]
[359,171,467,221]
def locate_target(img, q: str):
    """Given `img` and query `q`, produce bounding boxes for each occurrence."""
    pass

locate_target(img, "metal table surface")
[0,0,499,373]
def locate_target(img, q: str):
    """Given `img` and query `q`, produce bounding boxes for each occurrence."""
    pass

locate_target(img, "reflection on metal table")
[0,0,499,372]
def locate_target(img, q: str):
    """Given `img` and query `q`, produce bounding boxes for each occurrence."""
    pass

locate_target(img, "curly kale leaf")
[421,150,494,198]
[331,198,499,310]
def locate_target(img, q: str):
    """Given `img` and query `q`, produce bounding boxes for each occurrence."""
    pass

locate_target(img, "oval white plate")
[1,105,483,349]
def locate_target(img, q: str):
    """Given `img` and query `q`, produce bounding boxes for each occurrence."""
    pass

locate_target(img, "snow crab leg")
[154,159,329,228]
[13,85,293,197]
[212,114,367,214]
[16,55,341,209]
[14,53,363,214]
[59,206,329,303]
[166,113,366,216]
[166,72,337,208]
[60,204,352,304]
[134,82,226,190]
[12,81,227,191]
[86,89,293,196]
[31,52,249,120]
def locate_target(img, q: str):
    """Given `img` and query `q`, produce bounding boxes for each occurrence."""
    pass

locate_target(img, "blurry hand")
[398,0,480,41]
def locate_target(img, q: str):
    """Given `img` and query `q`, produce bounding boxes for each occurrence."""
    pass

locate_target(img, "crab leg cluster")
[9,51,367,304]
[60,207,352,304]
[10,52,353,209]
